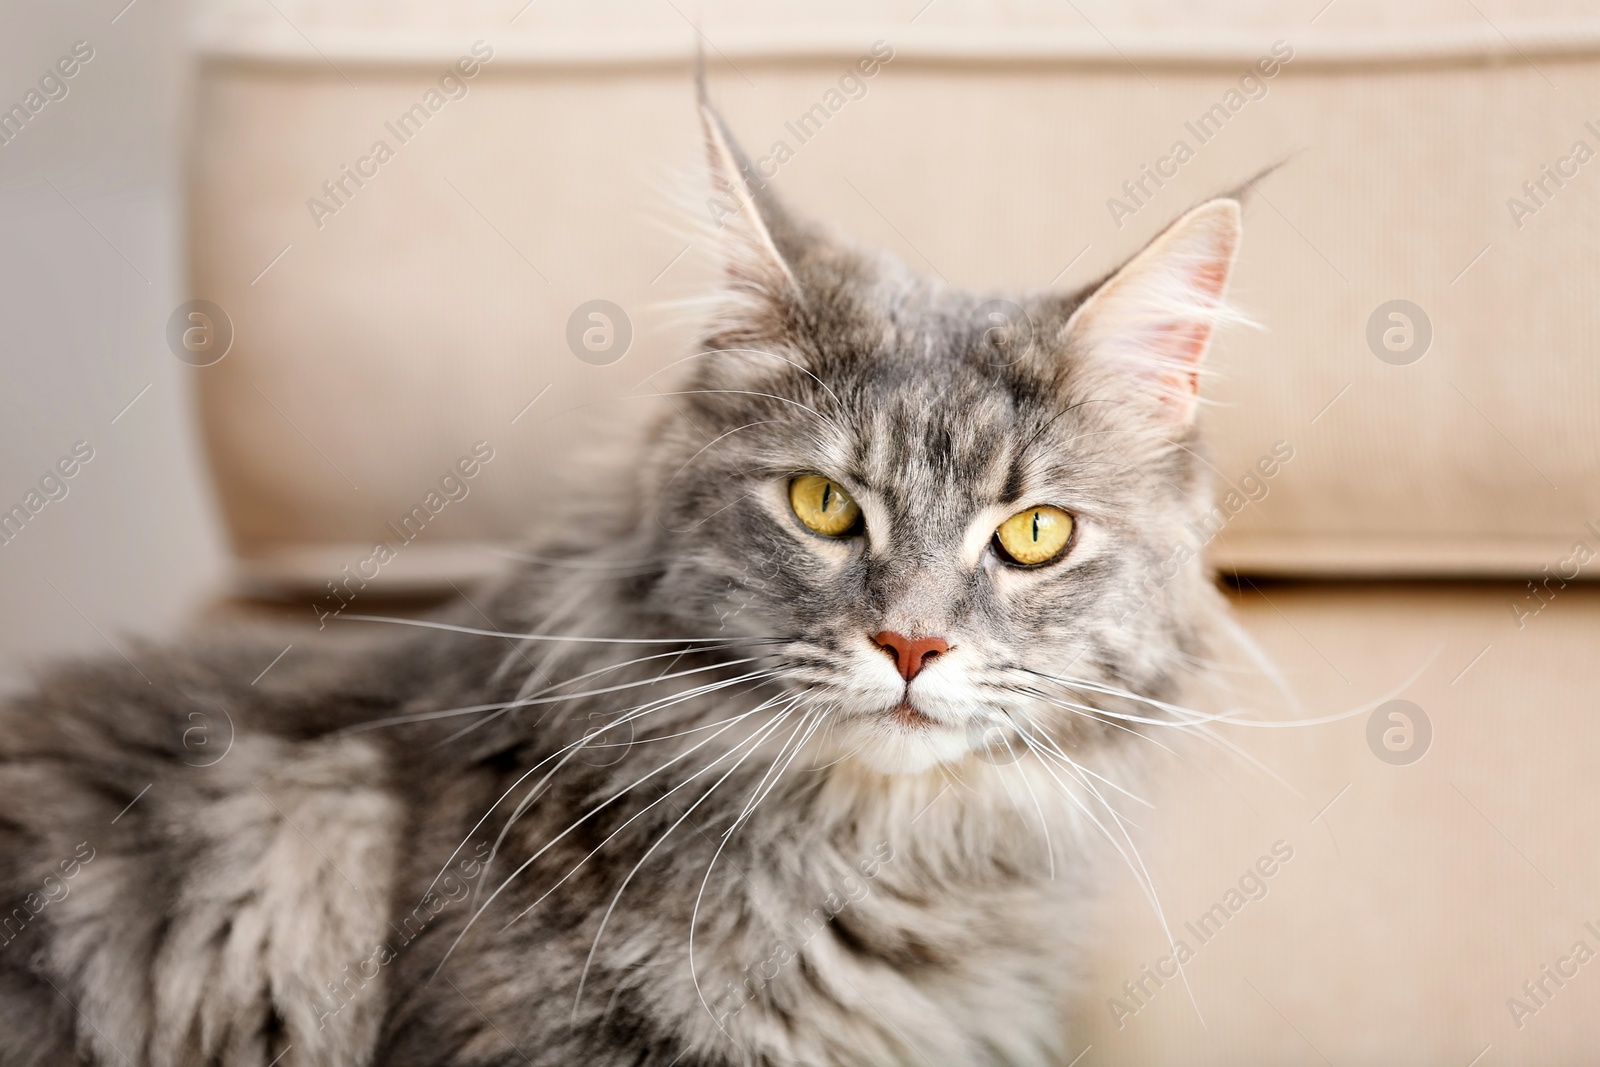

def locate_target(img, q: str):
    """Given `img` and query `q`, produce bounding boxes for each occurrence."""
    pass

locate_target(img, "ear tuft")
[1063,198,1244,424]
[697,95,799,301]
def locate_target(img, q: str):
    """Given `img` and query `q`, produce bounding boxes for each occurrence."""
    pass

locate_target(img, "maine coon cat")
[0,94,1247,1066]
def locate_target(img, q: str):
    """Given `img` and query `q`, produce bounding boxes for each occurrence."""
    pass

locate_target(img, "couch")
[186,1,1600,1061]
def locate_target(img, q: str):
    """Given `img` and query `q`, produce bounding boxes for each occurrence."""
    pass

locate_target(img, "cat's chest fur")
[394,755,1092,1067]
[706,847,1084,1066]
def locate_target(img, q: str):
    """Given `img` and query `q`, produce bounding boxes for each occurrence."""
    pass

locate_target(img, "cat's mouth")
[835,695,977,774]
[887,700,934,727]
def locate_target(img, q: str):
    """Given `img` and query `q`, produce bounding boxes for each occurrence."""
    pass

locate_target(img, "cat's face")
[642,105,1241,775]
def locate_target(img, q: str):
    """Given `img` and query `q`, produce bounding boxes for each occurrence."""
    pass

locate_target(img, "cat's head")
[639,102,1243,776]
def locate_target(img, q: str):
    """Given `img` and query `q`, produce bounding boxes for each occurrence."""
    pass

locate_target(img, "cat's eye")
[993,506,1075,566]
[789,474,862,537]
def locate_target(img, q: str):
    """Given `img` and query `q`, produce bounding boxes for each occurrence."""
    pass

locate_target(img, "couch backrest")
[188,0,1600,592]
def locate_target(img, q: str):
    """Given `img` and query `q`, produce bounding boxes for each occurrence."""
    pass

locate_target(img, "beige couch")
[188,1,1600,1061]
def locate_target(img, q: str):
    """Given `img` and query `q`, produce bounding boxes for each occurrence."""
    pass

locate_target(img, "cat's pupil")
[1031,511,1040,542]
[822,483,833,512]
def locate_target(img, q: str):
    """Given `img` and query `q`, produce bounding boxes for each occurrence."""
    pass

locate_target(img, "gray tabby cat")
[0,96,1245,1066]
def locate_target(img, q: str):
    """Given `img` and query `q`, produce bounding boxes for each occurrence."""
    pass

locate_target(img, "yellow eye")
[994,506,1074,566]
[789,474,862,537]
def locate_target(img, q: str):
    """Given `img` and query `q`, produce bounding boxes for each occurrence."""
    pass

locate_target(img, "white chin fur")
[833,717,979,775]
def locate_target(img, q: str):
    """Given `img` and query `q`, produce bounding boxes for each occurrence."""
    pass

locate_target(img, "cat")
[0,91,1246,1066]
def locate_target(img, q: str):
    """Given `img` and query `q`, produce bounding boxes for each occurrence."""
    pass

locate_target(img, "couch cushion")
[1079,580,1600,1062]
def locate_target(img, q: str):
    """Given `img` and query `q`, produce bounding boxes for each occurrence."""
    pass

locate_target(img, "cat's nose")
[871,631,950,682]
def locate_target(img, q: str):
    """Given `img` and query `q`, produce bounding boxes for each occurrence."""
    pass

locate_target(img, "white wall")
[0,0,227,687]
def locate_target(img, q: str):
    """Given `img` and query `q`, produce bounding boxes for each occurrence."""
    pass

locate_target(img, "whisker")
[1011,674,1312,797]
[679,699,828,1040]
[1024,739,1144,832]
[1010,682,1293,817]
[498,696,803,938]
[337,655,768,739]
[726,697,822,836]
[1014,683,1193,730]
[690,826,743,1036]
[1010,721,1204,1022]
[1007,718,1153,810]
[491,548,661,573]
[1019,685,1282,790]
[803,704,877,772]
[1021,665,1421,731]
[640,346,845,413]
[635,387,833,426]
[660,419,785,501]
[1007,722,1151,895]
[433,692,789,977]
[570,705,803,1020]
[424,670,781,905]
[991,728,1056,880]
[433,659,772,747]
[339,613,788,646]
[1017,662,1428,804]
[471,671,786,900]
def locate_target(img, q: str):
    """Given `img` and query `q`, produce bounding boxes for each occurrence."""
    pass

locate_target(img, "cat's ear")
[698,96,800,305]
[1062,198,1242,425]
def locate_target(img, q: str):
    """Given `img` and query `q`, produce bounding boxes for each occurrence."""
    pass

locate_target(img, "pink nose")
[871,631,950,682]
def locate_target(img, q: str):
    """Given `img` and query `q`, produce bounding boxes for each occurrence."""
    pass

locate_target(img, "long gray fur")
[0,97,1245,1066]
